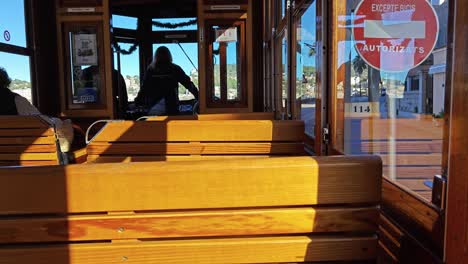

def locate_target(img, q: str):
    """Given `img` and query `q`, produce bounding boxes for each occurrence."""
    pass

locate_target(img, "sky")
[0,0,30,81]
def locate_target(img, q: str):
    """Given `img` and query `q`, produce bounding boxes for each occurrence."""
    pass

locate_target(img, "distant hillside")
[10,79,31,90]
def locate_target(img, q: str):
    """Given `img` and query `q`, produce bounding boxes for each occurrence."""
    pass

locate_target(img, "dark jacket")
[135,63,199,115]
[0,89,19,115]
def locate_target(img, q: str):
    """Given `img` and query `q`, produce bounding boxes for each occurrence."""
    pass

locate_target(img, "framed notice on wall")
[73,34,98,66]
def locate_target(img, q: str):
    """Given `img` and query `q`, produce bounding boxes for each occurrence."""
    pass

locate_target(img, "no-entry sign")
[353,0,439,72]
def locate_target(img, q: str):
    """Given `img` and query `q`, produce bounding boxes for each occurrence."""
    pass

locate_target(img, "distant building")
[398,1,448,115]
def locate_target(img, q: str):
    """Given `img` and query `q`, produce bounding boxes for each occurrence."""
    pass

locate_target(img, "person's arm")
[176,66,199,100]
[14,96,41,115]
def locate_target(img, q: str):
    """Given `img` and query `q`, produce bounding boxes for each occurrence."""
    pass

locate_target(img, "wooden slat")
[383,167,441,179]
[0,137,56,145]
[0,128,54,137]
[379,214,404,241]
[146,112,274,121]
[378,241,399,264]
[88,142,305,155]
[0,145,57,153]
[356,140,442,154]
[0,153,58,161]
[395,179,432,192]
[380,154,442,166]
[0,207,378,243]
[0,156,382,214]
[0,160,59,166]
[0,236,377,264]
[0,116,49,129]
[87,155,274,163]
[382,179,440,234]
[91,120,305,142]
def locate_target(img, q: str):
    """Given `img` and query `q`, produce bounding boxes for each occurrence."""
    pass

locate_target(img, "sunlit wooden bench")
[87,119,306,163]
[0,116,63,166]
[0,155,382,263]
[143,112,275,121]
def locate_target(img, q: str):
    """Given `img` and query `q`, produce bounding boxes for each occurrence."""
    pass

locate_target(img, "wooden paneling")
[91,120,305,142]
[445,0,468,262]
[0,116,60,166]
[0,156,381,214]
[88,142,305,155]
[86,155,274,163]
[0,236,377,264]
[0,207,378,243]
[145,112,275,121]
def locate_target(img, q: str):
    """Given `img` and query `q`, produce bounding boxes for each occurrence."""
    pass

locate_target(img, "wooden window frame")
[61,21,108,111]
[204,19,248,108]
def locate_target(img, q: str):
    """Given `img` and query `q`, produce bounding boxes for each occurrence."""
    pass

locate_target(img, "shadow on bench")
[0,155,381,263]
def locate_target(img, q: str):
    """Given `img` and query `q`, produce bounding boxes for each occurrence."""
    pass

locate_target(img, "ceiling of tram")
[111,0,197,18]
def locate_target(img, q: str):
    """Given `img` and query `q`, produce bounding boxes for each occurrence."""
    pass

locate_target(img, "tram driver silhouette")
[135,46,199,115]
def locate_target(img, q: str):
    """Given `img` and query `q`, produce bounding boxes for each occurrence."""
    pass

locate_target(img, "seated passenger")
[0,67,73,152]
[135,46,199,115]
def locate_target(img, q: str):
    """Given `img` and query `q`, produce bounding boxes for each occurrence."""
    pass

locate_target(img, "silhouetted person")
[135,46,199,115]
[0,67,74,152]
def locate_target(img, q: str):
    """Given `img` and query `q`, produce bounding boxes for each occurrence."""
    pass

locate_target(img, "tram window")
[0,52,32,103]
[152,43,199,101]
[332,0,449,202]
[0,0,27,47]
[113,43,140,102]
[112,15,138,30]
[206,21,247,107]
[295,1,317,136]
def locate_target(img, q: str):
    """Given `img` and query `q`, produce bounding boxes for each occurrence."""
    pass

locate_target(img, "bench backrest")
[0,116,60,166]
[0,155,382,263]
[87,119,306,163]
[145,112,275,121]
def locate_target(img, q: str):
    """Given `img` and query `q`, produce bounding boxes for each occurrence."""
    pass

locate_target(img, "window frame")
[0,0,36,105]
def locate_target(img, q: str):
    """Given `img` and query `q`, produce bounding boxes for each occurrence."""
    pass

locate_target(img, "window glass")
[153,43,198,100]
[112,15,138,30]
[0,0,27,47]
[280,29,289,117]
[113,43,140,102]
[207,22,245,106]
[0,52,32,103]
[332,0,449,202]
[67,27,102,105]
[296,1,317,136]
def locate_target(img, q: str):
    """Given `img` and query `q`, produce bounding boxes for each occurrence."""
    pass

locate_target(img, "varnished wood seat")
[143,112,275,121]
[0,116,62,166]
[87,119,306,163]
[0,155,382,263]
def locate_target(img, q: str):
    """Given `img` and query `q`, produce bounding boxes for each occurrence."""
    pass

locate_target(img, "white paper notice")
[73,34,98,66]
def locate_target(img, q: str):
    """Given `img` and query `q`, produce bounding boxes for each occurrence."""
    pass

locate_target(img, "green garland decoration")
[151,19,197,29]
[112,19,197,55]
[113,42,139,55]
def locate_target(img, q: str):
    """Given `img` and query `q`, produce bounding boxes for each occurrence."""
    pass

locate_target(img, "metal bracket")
[431,174,447,209]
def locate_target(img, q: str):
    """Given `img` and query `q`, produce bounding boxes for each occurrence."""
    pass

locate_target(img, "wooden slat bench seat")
[144,112,275,121]
[0,155,382,263]
[0,116,62,166]
[87,119,306,163]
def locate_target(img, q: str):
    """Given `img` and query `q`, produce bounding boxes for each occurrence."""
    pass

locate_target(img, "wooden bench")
[0,116,63,166]
[87,119,306,163]
[143,112,275,121]
[0,155,382,263]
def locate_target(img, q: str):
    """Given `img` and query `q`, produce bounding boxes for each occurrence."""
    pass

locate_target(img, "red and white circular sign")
[353,0,439,72]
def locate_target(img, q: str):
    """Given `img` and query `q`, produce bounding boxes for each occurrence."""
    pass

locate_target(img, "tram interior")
[0,0,466,263]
